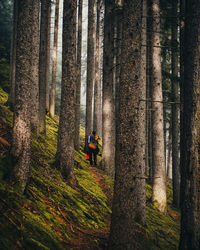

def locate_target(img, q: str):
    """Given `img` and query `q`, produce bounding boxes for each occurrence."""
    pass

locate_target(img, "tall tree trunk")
[39,0,50,133]
[30,0,40,133]
[49,0,60,118]
[85,0,96,148]
[11,0,37,192]
[93,0,101,136]
[102,0,115,177]
[167,130,172,178]
[46,2,51,112]
[8,0,18,108]
[179,0,200,249]
[171,0,180,208]
[58,0,77,182]
[151,0,167,213]
[109,0,146,248]
[74,0,83,151]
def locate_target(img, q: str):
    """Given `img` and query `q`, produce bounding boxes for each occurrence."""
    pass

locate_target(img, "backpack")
[88,135,98,150]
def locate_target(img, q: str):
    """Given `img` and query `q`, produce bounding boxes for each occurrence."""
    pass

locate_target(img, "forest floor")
[0,87,180,250]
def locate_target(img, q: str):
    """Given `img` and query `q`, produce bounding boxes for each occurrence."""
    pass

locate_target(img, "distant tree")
[102,0,115,177]
[179,0,200,249]
[171,0,180,208]
[39,0,51,133]
[74,0,83,151]
[85,0,96,148]
[49,0,60,118]
[58,0,77,182]
[46,2,51,112]
[109,0,146,247]
[151,0,167,213]
[11,0,38,192]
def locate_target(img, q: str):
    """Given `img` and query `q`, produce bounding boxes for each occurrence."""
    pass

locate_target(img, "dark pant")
[88,148,97,166]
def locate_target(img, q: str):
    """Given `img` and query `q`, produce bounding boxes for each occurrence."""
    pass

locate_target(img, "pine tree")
[74,0,83,151]
[109,0,146,247]
[58,0,77,182]
[49,0,60,118]
[151,0,167,213]
[179,0,200,249]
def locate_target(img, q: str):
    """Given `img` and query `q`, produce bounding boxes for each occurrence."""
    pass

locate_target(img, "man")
[88,131,99,166]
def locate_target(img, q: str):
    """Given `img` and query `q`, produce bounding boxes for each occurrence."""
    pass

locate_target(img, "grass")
[0,87,180,249]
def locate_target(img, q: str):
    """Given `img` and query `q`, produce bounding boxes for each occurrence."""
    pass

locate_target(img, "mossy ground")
[0,87,180,249]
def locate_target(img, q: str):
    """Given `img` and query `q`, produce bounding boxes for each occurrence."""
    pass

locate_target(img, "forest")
[0,0,199,249]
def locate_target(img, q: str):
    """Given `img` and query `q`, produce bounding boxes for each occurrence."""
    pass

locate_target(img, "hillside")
[0,87,180,249]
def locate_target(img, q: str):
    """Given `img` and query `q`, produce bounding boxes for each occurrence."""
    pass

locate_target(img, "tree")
[58,0,77,182]
[93,0,102,137]
[74,0,83,151]
[109,0,146,247]
[11,0,39,192]
[85,0,96,148]
[171,0,180,208]
[179,0,200,249]
[102,0,115,176]
[151,0,167,213]
[39,0,51,133]
[49,0,60,118]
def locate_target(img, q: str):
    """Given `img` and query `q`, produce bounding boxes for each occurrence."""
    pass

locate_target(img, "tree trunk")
[58,0,77,182]
[171,0,180,208]
[11,0,36,192]
[179,0,200,249]
[9,0,18,108]
[93,0,101,137]
[85,0,96,148]
[46,2,51,112]
[151,0,167,213]
[167,125,172,178]
[39,0,51,133]
[30,0,40,133]
[49,0,60,118]
[109,0,146,248]
[102,0,115,177]
[74,0,83,151]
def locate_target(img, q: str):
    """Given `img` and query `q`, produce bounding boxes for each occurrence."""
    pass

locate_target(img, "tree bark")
[179,0,200,249]
[171,0,180,208]
[46,2,51,112]
[58,0,77,182]
[109,0,146,248]
[30,0,40,133]
[11,0,35,192]
[74,0,83,151]
[151,0,167,213]
[39,0,51,133]
[102,0,115,177]
[9,0,18,108]
[85,0,96,148]
[93,0,101,137]
[49,0,60,118]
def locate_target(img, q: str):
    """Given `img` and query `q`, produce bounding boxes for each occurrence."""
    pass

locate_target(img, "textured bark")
[46,2,51,112]
[179,0,200,249]
[74,0,83,151]
[93,0,101,136]
[102,1,115,177]
[167,131,172,178]
[171,0,180,208]
[30,0,40,133]
[58,0,77,182]
[11,0,33,192]
[39,0,50,133]
[9,0,18,107]
[85,0,96,147]
[151,0,167,213]
[49,0,60,118]
[109,0,146,248]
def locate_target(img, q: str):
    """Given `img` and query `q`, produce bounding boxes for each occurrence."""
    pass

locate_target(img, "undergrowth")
[0,87,180,249]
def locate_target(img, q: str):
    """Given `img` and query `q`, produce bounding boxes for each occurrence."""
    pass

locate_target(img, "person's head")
[92,130,96,135]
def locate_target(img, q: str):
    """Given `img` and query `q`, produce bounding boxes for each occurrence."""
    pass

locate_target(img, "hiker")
[88,130,99,166]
